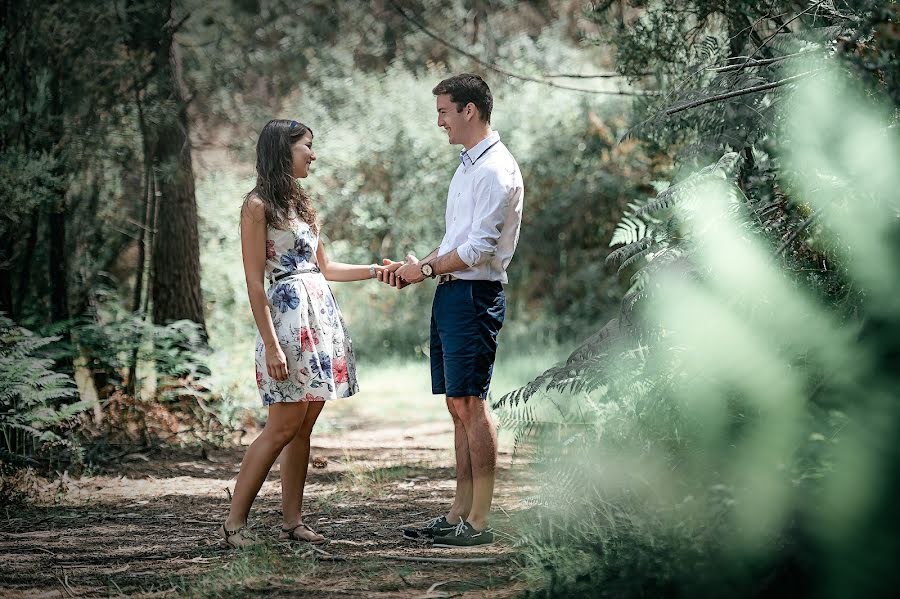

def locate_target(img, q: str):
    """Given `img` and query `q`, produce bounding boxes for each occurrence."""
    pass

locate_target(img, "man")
[378,73,524,548]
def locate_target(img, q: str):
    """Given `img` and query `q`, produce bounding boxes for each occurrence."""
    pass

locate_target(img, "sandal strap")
[282,523,316,534]
[223,524,246,538]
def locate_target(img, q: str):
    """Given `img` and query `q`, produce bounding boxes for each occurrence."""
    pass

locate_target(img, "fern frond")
[639,152,741,216]
[618,245,654,272]
[610,215,648,247]
[606,238,653,269]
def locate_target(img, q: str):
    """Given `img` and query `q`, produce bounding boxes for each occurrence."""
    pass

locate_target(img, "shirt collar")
[460,131,500,167]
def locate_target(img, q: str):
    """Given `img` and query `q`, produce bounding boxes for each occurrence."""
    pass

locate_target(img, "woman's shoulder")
[242,194,267,221]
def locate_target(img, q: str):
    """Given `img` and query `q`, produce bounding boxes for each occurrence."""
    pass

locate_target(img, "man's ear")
[465,102,476,121]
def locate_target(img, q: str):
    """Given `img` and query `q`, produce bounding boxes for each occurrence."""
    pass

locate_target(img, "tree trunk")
[13,209,40,317]
[0,237,14,318]
[47,205,69,323]
[47,69,69,327]
[148,12,207,337]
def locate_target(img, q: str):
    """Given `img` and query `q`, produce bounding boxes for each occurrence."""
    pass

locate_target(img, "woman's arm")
[317,239,384,282]
[241,197,287,380]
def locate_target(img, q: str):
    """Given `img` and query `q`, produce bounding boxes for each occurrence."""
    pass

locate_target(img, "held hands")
[396,255,427,285]
[376,255,423,289]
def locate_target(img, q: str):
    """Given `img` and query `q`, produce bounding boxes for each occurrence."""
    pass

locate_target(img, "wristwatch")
[368,264,377,279]
[421,263,435,278]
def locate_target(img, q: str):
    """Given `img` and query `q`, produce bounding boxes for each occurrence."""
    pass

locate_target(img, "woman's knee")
[263,422,301,447]
[298,402,324,435]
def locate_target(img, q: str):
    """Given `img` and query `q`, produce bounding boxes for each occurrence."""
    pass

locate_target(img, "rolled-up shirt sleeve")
[456,170,515,267]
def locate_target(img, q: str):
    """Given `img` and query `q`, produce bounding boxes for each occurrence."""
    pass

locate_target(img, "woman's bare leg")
[225,401,309,530]
[280,400,326,537]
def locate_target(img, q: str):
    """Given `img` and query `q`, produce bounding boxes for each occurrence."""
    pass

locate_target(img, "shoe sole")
[432,540,495,548]
[403,528,456,540]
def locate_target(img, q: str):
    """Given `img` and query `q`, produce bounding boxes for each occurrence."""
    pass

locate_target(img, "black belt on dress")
[270,266,321,284]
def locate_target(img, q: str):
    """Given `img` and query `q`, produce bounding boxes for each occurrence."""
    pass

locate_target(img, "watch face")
[422,264,433,276]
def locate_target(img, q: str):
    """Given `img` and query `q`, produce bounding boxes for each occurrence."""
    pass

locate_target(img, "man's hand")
[377,258,409,289]
[396,254,426,285]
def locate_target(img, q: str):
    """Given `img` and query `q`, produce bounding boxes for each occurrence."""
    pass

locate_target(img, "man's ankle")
[445,511,466,524]
[466,516,489,531]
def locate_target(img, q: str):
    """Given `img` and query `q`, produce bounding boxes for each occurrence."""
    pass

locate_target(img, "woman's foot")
[219,523,257,549]
[280,522,327,544]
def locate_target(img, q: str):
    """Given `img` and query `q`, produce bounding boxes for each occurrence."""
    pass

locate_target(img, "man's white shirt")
[437,131,524,284]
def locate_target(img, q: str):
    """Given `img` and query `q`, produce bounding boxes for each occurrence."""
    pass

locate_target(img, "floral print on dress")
[254,215,358,405]
[272,284,301,313]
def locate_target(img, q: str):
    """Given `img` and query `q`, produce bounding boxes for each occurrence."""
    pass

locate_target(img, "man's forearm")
[427,247,469,276]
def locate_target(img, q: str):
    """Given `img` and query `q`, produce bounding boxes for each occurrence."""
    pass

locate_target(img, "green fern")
[0,315,87,468]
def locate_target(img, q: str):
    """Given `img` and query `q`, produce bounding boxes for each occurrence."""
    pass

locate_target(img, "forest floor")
[1,408,536,598]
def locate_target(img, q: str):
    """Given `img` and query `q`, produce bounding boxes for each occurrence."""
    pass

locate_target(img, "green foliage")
[0,314,87,470]
[499,50,900,598]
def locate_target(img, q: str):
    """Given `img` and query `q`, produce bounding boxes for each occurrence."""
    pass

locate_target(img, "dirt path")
[1,420,533,598]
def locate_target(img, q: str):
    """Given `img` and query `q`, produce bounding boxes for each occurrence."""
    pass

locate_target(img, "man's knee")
[448,395,484,422]
[446,397,462,420]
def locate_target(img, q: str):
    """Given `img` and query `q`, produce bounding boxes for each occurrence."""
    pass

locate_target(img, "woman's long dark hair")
[243,119,318,233]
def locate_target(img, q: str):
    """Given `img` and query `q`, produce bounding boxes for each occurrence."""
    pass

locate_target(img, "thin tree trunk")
[47,205,69,323]
[126,89,153,397]
[0,237,13,318]
[12,209,40,317]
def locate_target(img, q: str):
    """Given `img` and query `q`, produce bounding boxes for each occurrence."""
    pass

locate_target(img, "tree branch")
[388,0,659,96]
[664,69,822,116]
[709,49,820,73]
[776,208,822,256]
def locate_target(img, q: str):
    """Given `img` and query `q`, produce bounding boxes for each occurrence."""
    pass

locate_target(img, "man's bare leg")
[446,397,472,524]
[450,396,497,531]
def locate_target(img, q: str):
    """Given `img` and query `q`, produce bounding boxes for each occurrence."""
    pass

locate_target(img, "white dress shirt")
[437,131,524,284]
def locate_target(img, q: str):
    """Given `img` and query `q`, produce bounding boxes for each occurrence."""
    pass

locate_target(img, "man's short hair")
[432,73,493,123]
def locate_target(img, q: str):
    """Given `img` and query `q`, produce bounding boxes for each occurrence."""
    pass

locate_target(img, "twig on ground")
[307,544,330,556]
[382,555,502,564]
[427,580,461,594]
[56,570,75,598]
[224,487,232,501]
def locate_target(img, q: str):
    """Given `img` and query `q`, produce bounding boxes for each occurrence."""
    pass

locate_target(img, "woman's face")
[291,131,316,178]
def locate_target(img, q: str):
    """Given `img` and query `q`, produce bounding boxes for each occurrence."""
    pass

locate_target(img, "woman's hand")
[378,258,409,288]
[265,343,289,381]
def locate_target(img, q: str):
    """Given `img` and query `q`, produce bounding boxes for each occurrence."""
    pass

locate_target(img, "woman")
[220,119,383,548]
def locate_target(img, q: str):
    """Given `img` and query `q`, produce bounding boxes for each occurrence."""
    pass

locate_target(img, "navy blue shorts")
[430,279,506,399]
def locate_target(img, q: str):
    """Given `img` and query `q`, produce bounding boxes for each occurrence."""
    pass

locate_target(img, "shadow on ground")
[1,422,533,598]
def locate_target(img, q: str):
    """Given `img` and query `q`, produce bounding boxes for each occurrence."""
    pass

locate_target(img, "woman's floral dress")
[255,217,358,405]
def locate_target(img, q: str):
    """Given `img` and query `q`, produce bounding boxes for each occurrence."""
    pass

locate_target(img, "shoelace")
[425,516,444,528]
[453,520,469,536]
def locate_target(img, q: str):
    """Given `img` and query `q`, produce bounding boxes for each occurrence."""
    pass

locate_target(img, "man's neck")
[462,126,494,151]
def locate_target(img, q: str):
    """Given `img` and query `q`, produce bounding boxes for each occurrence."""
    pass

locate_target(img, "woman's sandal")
[280,522,327,545]
[219,523,257,549]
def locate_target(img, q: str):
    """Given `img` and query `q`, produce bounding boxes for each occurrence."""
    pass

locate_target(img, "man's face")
[436,94,468,145]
